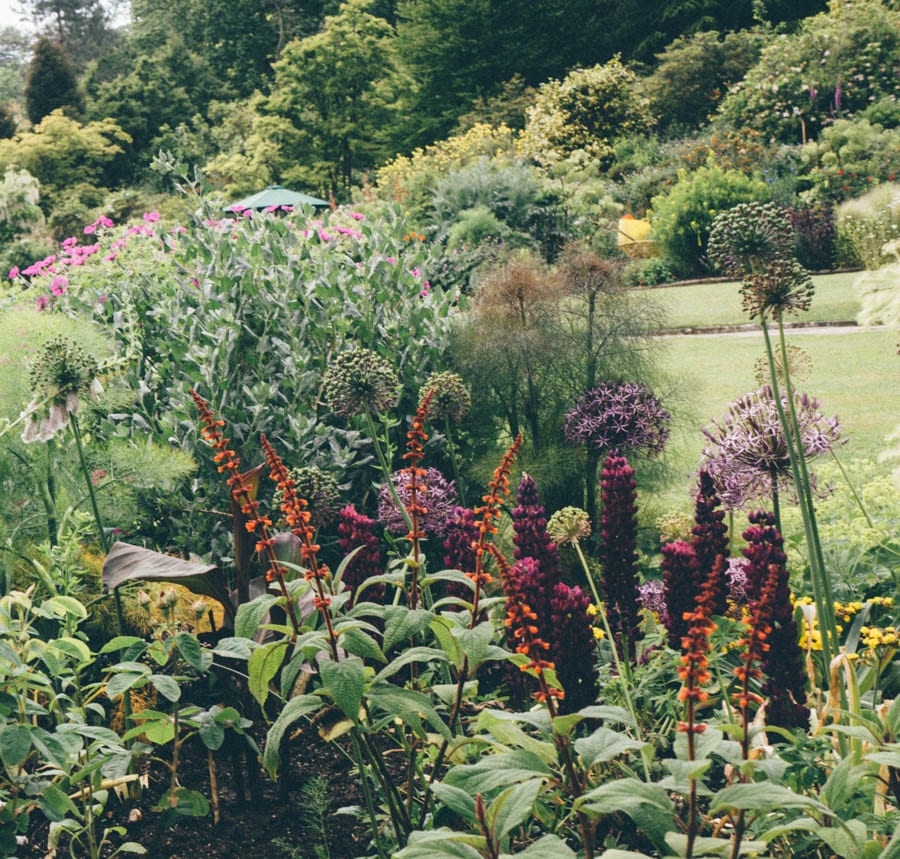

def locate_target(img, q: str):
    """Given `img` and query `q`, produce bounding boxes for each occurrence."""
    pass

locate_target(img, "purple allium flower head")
[741,510,810,730]
[691,469,730,616]
[638,578,668,623]
[548,582,598,713]
[337,504,383,600]
[598,454,643,661]
[564,381,670,457]
[661,540,701,650]
[378,467,458,537]
[701,385,842,511]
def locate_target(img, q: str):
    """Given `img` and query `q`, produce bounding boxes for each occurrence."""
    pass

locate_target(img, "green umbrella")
[227,184,329,211]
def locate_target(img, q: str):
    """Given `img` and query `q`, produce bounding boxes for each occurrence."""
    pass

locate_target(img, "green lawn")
[648,272,863,330]
[653,326,899,509]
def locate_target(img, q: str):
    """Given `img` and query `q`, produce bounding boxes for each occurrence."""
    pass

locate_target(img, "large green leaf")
[444,750,553,795]
[575,779,675,853]
[575,726,647,767]
[486,778,544,843]
[319,656,366,722]
[710,783,829,815]
[383,606,434,650]
[0,724,32,769]
[504,834,578,858]
[394,829,486,858]
[234,593,280,640]
[262,694,322,779]
[338,628,387,663]
[176,632,213,673]
[248,639,289,709]
[374,646,448,682]
[366,682,452,740]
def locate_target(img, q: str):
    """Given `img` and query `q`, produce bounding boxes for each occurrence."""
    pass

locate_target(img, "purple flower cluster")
[661,540,700,651]
[337,504,384,601]
[702,386,842,510]
[512,473,563,576]
[563,381,670,456]
[378,467,458,537]
[548,581,598,713]
[691,469,729,616]
[599,454,643,661]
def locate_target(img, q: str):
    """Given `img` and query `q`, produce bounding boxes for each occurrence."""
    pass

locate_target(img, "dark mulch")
[24,722,370,859]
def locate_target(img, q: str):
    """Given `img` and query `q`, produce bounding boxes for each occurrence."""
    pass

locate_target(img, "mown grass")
[653,326,898,511]
[648,271,862,330]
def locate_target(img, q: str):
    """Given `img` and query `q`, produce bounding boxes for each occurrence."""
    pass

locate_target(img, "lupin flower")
[548,581,598,713]
[442,505,479,574]
[740,510,809,730]
[598,454,643,661]
[512,473,563,577]
[499,555,564,704]
[337,504,384,601]
[20,336,103,443]
[418,370,471,422]
[662,541,701,651]
[690,469,729,616]
[322,348,401,418]
[563,381,670,457]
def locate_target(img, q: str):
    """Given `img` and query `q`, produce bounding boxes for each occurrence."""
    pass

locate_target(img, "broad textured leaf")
[198,719,225,751]
[43,595,88,620]
[105,665,150,699]
[575,726,647,767]
[319,657,365,721]
[710,783,828,815]
[102,542,230,616]
[444,750,553,795]
[263,695,325,779]
[577,705,635,726]
[504,834,578,858]
[248,639,289,710]
[234,594,280,640]
[394,829,485,858]
[375,646,448,682]
[176,633,213,673]
[575,779,675,853]
[431,781,477,822]
[149,674,181,703]
[486,778,544,842]
[383,606,434,650]
[0,724,32,769]
[211,637,253,661]
[338,628,386,663]
[366,682,452,740]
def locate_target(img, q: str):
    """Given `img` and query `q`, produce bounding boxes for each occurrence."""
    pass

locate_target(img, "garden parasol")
[227,184,329,211]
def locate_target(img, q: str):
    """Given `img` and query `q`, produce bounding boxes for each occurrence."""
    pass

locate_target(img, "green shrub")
[836,182,900,270]
[649,164,769,276]
[623,255,675,286]
[718,0,900,143]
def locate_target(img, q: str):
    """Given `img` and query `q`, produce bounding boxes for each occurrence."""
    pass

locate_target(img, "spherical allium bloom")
[378,467,458,537]
[740,258,815,319]
[322,348,401,418]
[753,344,812,388]
[708,202,794,279]
[275,467,340,530]
[419,370,471,422]
[546,506,591,545]
[20,336,103,443]
[701,385,843,510]
[563,381,670,457]
[637,578,668,624]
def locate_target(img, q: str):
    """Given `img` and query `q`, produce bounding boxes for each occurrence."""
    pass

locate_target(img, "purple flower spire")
[512,473,563,578]
[598,454,643,662]
[548,581,598,713]
[742,511,810,730]
[691,469,730,616]
[661,540,701,651]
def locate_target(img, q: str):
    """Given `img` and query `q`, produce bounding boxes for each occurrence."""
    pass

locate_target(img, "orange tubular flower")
[676,556,723,734]
[466,434,522,625]
[191,390,300,638]
[733,562,778,724]
[260,433,338,656]
[400,391,432,609]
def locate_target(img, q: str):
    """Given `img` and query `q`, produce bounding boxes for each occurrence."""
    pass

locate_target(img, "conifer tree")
[24,36,83,125]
